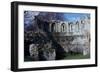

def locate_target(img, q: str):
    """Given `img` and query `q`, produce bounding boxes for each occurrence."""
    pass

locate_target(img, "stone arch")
[61,23,65,32]
[51,22,56,32]
[76,21,80,32]
[68,22,73,32]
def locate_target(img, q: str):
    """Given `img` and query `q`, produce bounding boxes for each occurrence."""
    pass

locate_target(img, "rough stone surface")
[29,43,56,61]
[29,44,39,60]
[39,48,56,60]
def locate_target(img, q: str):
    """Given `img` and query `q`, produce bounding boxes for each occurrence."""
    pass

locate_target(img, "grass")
[24,52,90,61]
[63,53,90,60]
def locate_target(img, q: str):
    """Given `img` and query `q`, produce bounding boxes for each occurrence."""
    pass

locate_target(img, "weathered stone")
[29,44,39,60]
[39,43,56,60]
[39,48,56,60]
[70,44,89,55]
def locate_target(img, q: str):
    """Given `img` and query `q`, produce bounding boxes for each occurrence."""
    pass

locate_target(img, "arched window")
[76,21,79,32]
[51,23,56,32]
[61,23,65,32]
[81,20,85,28]
[68,22,73,32]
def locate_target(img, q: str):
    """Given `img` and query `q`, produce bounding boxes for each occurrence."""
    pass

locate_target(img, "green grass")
[63,53,90,60]
[24,52,90,61]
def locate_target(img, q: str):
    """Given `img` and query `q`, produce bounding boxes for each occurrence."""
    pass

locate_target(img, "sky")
[24,11,90,30]
[24,11,90,23]
[63,13,90,21]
